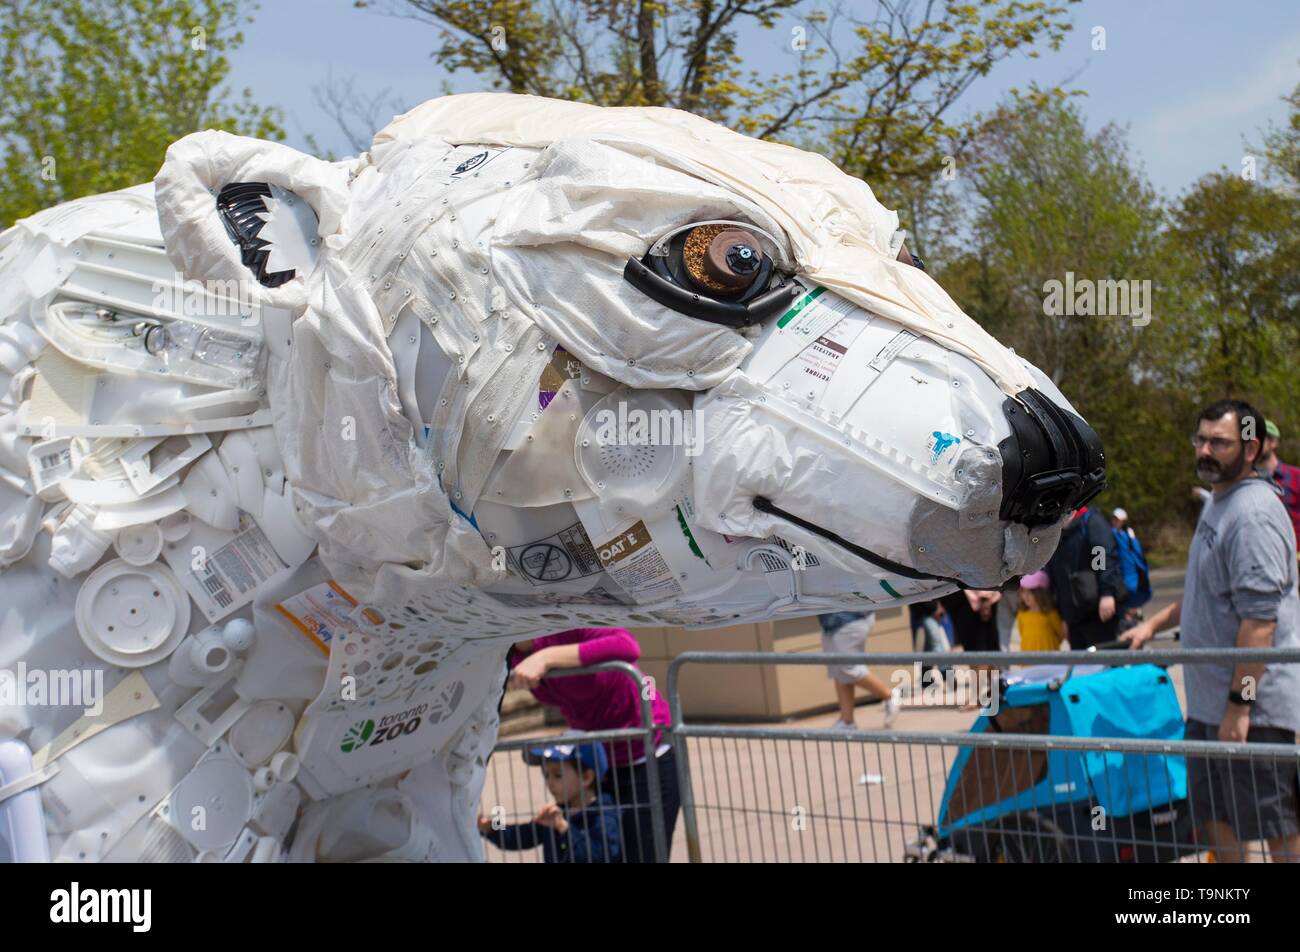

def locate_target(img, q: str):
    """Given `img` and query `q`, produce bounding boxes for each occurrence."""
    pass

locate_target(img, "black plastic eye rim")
[622,255,802,328]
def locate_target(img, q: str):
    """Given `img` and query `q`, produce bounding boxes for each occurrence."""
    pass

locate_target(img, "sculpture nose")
[997,389,1107,527]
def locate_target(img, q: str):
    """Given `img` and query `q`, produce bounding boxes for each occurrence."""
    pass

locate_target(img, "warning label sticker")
[275,580,373,655]
[869,329,918,372]
[507,522,602,586]
[595,520,683,602]
[173,518,288,621]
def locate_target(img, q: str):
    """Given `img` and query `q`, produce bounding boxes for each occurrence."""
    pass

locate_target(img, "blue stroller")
[905,660,1198,862]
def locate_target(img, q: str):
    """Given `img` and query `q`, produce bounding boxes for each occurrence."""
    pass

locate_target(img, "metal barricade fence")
[479,661,669,863]
[482,645,1300,863]
[665,644,1300,864]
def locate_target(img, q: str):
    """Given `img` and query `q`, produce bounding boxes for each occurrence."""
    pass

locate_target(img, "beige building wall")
[631,608,914,721]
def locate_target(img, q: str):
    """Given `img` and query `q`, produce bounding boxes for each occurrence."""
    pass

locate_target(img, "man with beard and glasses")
[1124,399,1300,862]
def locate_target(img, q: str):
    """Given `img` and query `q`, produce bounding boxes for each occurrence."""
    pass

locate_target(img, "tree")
[937,94,1191,529]
[944,94,1162,388]
[0,0,283,227]
[1164,173,1300,401]
[1261,75,1300,191]
[370,1,1075,213]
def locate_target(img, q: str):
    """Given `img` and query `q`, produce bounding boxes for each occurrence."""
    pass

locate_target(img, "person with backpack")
[1110,507,1153,630]
[1045,506,1124,650]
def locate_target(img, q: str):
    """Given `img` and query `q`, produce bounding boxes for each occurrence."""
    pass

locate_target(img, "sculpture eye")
[676,224,769,296]
[622,219,801,328]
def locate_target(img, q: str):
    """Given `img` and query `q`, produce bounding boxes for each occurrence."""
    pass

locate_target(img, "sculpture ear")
[154,131,350,309]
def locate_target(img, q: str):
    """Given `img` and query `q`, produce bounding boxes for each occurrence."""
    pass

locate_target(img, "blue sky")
[230,0,1300,197]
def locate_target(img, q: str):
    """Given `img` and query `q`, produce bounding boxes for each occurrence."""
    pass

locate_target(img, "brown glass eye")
[683,224,763,295]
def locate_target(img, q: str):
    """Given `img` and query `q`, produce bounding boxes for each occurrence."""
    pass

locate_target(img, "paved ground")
[480,569,1197,863]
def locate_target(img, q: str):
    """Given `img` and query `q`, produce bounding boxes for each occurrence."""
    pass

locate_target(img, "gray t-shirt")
[1182,476,1300,731]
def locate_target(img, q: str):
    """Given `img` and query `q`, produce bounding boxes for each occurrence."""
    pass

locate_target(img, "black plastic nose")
[997,389,1106,527]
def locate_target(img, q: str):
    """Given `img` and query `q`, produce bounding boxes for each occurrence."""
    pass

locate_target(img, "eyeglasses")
[1190,435,1240,452]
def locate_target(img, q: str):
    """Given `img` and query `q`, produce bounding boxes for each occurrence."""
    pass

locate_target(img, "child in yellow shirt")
[1017,570,1067,651]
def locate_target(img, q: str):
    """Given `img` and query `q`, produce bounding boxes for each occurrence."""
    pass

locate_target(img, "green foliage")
[390,1,1074,174]
[938,92,1300,545]
[0,0,283,227]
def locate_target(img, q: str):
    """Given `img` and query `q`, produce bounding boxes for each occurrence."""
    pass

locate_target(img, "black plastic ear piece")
[216,182,297,288]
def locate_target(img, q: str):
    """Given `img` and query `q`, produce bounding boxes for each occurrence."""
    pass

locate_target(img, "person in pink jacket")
[508,628,678,862]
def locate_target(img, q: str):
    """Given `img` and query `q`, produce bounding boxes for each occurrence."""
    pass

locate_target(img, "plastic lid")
[74,560,191,668]
[170,757,254,851]
[228,701,295,769]
[575,390,692,512]
[114,524,163,566]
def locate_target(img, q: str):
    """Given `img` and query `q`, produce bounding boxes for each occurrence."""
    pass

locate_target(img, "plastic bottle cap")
[114,524,163,566]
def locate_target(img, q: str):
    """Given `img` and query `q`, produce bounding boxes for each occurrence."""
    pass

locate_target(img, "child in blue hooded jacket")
[478,741,622,863]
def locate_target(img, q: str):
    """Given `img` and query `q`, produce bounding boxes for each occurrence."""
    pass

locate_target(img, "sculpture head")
[139,92,1105,630]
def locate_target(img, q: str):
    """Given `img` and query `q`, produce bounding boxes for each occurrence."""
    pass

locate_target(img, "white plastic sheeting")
[376,93,1034,397]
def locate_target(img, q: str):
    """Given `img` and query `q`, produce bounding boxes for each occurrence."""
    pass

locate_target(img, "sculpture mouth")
[752,495,964,587]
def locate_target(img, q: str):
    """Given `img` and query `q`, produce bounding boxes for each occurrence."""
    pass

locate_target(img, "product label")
[507,521,602,585]
[595,520,684,602]
[276,580,375,655]
[750,287,861,383]
[30,439,73,492]
[770,313,872,404]
[172,518,288,621]
[869,329,917,372]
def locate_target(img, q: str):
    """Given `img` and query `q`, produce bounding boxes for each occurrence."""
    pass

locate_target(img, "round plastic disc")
[114,524,163,566]
[75,560,191,668]
[575,390,691,512]
[169,757,254,851]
